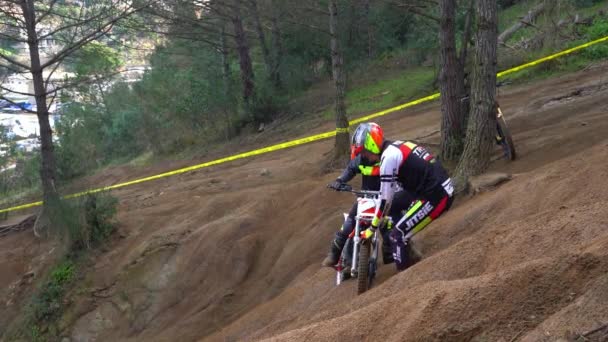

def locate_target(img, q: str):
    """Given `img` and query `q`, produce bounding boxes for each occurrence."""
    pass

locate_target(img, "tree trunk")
[269,0,283,90]
[220,22,234,139]
[363,0,374,58]
[231,5,255,117]
[498,3,545,45]
[249,0,273,83]
[439,0,466,162]
[459,0,475,66]
[455,0,498,191]
[459,0,475,134]
[21,0,59,206]
[346,2,357,51]
[329,0,350,167]
[220,23,232,101]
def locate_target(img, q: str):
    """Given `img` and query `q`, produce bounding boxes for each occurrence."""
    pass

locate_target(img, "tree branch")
[0,31,28,43]
[0,95,38,114]
[40,1,155,70]
[0,6,26,27]
[0,52,30,70]
[44,69,124,97]
[0,83,35,97]
[35,0,60,25]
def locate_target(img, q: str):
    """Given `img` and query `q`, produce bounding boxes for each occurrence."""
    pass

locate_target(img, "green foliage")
[0,124,14,169]
[73,42,123,78]
[55,104,104,179]
[497,0,539,34]
[373,6,416,51]
[572,0,605,8]
[578,18,608,59]
[500,13,608,84]
[15,258,75,341]
[0,153,41,204]
[249,79,288,124]
[584,17,608,39]
[29,260,75,325]
[7,191,118,341]
[345,67,436,115]
[0,46,13,56]
[55,82,146,180]
[48,192,118,251]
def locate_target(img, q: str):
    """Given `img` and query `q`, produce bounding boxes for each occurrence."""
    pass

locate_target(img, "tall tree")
[268,0,283,90]
[248,0,273,82]
[229,2,256,118]
[438,0,466,162]
[0,0,151,210]
[219,20,236,139]
[328,0,350,167]
[455,0,498,190]
[459,0,475,66]
[363,0,374,58]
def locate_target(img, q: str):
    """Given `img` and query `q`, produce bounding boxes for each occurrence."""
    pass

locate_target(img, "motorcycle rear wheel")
[496,106,516,160]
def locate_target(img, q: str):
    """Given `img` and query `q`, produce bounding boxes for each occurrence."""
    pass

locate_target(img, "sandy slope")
[1,63,608,342]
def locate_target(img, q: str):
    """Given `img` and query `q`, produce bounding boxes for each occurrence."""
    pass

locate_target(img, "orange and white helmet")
[350,122,384,159]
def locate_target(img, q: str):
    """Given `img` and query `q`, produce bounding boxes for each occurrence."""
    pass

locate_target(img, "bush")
[30,260,75,323]
[585,17,608,40]
[249,80,287,124]
[0,153,42,198]
[14,192,118,341]
[49,191,118,251]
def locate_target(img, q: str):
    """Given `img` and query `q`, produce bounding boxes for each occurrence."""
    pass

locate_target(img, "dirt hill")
[1,63,608,342]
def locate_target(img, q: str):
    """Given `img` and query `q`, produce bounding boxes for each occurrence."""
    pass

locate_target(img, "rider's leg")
[322,202,358,267]
[390,190,453,271]
[384,190,416,266]
[379,224,394,264]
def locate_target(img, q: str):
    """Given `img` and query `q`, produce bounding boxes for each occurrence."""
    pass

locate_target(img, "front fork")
[350,221,379,278]
[351,220,361,278]
[371,232,379,264]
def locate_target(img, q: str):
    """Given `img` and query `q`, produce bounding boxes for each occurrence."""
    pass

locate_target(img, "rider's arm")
[337,156,360,183]
[372,148,402,228]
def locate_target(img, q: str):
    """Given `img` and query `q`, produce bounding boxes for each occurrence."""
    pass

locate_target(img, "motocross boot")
[322,235,347,267]
[382,240,394,265]
[404,239,423,267]
[380,225,394,264]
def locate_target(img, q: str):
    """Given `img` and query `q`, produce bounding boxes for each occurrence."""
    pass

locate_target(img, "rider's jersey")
[374,141,453,224]
[337,154,380,191]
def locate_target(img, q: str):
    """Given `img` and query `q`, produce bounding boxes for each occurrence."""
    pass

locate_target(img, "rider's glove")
[361,227,376,240]
[327,178,345,191]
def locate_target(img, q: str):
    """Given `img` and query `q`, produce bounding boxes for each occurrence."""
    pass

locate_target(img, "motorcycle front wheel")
[357,241,371,295]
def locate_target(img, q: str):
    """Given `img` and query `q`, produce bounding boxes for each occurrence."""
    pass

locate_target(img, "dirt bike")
[333,184,383,295]
[462,95,516,161]
[495,102,516,161]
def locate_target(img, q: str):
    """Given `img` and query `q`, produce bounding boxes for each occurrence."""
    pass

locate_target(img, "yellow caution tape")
[497,35,608,78]
[335,127,350,133]
[351,93,441,125]
[0,201,44,213]
[2,35,607,214]
[0,131,336,214]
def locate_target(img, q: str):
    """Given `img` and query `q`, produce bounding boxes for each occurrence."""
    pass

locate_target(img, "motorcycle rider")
[352,122,455,271]
[322,123,414,267]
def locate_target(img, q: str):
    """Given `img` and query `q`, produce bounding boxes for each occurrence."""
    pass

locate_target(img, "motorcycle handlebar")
[333,184,380,197]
